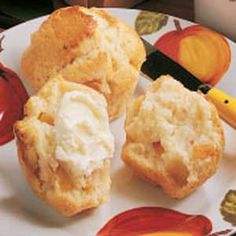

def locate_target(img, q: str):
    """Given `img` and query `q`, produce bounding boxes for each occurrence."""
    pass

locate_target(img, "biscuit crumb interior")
[122,75,224,198]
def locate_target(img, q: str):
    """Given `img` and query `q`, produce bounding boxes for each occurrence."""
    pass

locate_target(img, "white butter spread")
[55,90,114,176]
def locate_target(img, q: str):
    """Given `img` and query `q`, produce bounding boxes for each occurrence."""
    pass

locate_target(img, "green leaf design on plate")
[135,10,168,35]
[220,190,236,225]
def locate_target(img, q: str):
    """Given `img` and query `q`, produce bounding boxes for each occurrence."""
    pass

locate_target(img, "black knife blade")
[141,38,204,92]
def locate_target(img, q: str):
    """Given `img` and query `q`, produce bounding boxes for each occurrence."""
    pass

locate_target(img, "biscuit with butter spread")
[14,75,114,216]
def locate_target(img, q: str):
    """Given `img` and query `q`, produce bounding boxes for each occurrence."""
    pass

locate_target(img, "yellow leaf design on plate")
[135,11,168,35]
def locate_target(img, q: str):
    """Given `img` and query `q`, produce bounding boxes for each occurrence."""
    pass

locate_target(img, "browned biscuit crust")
[21,6,146,120]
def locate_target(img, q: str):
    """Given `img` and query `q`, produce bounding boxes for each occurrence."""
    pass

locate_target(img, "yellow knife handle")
[205,87,236,129]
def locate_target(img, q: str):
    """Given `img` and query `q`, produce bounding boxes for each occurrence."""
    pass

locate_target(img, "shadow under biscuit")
[111,166,212,215]
[0,160,95,228]
[111,166,177,205]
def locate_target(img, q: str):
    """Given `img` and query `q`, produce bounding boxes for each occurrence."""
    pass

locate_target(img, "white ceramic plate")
[0,8,236,235]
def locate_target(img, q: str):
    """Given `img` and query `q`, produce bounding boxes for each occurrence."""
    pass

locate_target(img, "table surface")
[135,0,193,21]
[0,0,194,32]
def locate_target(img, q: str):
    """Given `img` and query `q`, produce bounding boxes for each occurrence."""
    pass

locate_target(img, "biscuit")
[15,75,114,216]
[21,6,146,120]
[121,75,224,199]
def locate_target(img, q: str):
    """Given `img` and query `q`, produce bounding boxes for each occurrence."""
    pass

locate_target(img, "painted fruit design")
[0,62,28,145]
[154,19,231,86]
[97,207,212,236]
[0,36,28,145]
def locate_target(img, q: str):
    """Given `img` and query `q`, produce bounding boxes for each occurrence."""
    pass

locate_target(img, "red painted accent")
[154,24,206,64]
[96,207,212,236]
[154,30,181,62]
[0,63,28,145]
